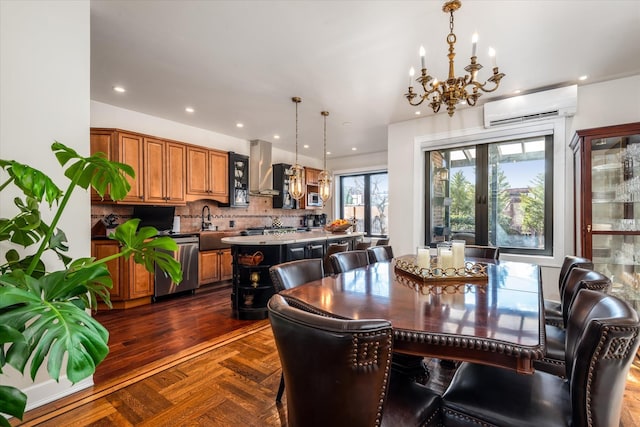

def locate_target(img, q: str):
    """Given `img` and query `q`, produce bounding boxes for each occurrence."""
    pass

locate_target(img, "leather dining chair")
[269,258,324,402]
[534,267,611,377]
[268,294,442,427]
[329,250,370,274]
[442,289,640,427]
[463,245,499,261]
[375,237,390,246]
[544,255,593,328]
[366,245,394,263]
[355,240,372,250]
[324,242,349,276]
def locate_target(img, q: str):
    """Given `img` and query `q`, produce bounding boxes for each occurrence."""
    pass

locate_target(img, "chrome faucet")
[201,205,211,231]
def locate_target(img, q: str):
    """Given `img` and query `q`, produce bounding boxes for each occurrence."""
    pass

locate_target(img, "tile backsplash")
[91,196,326,234]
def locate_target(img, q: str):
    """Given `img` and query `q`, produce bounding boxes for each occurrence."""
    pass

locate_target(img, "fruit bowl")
[325,222,353,233]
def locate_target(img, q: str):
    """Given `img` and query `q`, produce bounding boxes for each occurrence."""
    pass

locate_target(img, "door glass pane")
[429,148,476,243]
[342,175,365,232]
[488,137,546,249]
[369,173,388,235]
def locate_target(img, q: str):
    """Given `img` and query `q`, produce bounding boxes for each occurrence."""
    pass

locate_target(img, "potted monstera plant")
[0,142,182,425]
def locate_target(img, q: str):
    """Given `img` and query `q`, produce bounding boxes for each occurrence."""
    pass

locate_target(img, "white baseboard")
[22,375,94,412]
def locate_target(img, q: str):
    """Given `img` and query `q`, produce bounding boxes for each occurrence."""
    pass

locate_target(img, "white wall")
[387,75,640,300]
[0,0,93,410]
[91,101,323,169]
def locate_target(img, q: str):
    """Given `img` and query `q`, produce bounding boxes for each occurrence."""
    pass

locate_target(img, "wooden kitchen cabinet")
[199,248,233,285]
[186,146,229,203]
[91,239,154,309]
[305,167,321,185]
[90,129,144,203]
[144,137,186,204]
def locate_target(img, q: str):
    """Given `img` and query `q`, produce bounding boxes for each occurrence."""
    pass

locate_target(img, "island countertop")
[221,231,364,246]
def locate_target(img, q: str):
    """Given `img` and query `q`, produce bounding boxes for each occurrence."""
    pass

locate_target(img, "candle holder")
[394,255,488,283]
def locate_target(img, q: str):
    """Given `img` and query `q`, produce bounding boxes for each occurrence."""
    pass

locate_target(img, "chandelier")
[405,0,505,116]
[289,97,306,201]
[318,111,333,204]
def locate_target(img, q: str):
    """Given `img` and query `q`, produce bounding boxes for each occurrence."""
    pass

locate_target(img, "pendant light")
[289,97,306,201]
[318,111,333,204]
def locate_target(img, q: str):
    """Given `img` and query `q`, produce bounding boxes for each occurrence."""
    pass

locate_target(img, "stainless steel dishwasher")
[154,234,199,300]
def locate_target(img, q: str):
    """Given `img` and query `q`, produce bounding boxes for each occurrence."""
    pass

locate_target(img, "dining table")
[279,255,546,375]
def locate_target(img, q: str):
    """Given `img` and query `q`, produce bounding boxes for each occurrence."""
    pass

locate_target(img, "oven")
[154,235,199,300]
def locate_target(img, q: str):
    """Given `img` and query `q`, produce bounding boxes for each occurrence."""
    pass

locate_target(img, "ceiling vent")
[483,85,577,128]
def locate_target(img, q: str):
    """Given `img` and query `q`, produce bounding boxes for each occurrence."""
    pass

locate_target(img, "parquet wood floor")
[14,284,640,426]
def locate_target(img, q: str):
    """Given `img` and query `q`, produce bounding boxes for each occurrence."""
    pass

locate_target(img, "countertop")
[221,231,364,246]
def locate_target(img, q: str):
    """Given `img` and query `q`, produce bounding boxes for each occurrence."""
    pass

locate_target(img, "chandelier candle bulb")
[471,32,478,57]
[489,47,496,68]
[419,45,426,69]
[409,67,415,86]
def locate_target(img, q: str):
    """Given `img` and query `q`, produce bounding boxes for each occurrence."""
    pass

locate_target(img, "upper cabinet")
[90,129,145,203]
[571,122,640,311]
[272,163,297,209]
[91,128,228,205]
[186,146,229,204]
[144,137,186,204]
[226,152,250,207]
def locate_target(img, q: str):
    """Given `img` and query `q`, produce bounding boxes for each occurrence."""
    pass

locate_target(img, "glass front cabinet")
[571,122,640,311]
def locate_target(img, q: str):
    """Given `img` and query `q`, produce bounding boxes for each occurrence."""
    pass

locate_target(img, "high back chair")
[324,242,349,276]
[269,258,324,401]
[534,267,611,377]
[355,240,372,250]
[367,245,394,263]
[443,289,640,427]
[329,250,370,274]
[268,294,442,427]
[463,245,499,261]
[269,258,324,293]
[544,255,593,328]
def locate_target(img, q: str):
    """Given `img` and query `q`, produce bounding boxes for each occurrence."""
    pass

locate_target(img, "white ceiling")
[90,0,640,159]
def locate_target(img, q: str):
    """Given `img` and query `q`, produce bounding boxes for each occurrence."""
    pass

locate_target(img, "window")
[426,135,553,255]
[339,172,388,236]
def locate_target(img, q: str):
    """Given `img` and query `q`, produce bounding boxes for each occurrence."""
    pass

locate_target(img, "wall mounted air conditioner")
[483,85,577,128]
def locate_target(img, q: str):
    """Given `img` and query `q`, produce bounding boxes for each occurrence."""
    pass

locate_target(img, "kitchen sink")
[199,231,239,251]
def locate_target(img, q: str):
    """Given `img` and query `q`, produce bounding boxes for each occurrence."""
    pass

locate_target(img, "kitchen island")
[221,231,364,319]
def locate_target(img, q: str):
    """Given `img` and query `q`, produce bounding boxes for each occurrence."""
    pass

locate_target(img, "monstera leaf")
[0,142,183,423]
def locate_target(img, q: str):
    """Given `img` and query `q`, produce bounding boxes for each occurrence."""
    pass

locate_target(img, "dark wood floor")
[15,283,640,426]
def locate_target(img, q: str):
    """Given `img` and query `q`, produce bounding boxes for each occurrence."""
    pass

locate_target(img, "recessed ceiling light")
[236,123,244,128]
[326,151,331,155]
[342,121,352,126]
[579,75,588,81]
[415,111,421,115]
[273,134,280,140]
[513,89,521,94]
[185,107,194,113]
[113,86,126,93]
[351,147,357,151]
[303,144,309,149]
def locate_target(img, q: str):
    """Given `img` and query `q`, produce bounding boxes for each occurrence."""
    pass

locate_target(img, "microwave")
[307,192,322,207]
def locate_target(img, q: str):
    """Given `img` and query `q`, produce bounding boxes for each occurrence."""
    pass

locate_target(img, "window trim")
[416,118,568,267]
[338,171,389,237]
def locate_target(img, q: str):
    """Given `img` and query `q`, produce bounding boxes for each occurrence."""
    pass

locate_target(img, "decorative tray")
[394,255,488,283]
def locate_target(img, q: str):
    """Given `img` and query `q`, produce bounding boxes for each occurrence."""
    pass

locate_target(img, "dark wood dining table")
[279,256,546,375]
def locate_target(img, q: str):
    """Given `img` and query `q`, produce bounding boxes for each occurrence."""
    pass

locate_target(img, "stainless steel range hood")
[249,139,279,196]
